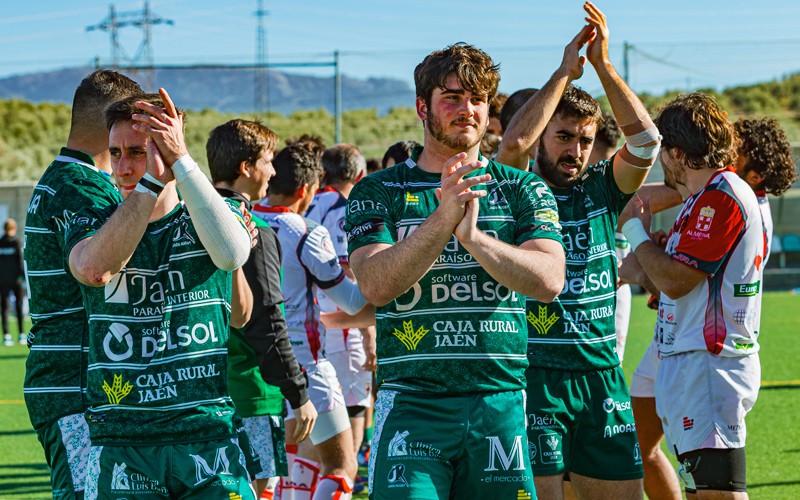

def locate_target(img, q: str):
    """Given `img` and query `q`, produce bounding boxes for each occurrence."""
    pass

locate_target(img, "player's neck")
[327,181,353,199]
[417,137,480,174]
[266,194,303,214]
[150,184,181,222]
[686,167,724,195]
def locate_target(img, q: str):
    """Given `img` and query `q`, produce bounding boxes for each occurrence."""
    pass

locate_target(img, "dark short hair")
[269,141,324,195]
[382,141,419,169]
[595,112,621,149]
[366,158,381,174]
[735,118,797,196]
[554,85,602,125]
[105,93,185,131]
[655,93,737,171]
[500,88,538,132]
[322,144,365,185]
[206,119,278,184]
[71,69,142,135]
[414,43,500,106]
[489,92,509,119]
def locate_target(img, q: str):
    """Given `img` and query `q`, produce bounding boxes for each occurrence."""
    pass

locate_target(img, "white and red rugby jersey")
[657,170,764,358]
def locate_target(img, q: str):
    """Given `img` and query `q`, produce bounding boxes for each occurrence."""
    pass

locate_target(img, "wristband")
[621,218,650,252]
[171,154,198,183]
[134,182,159,199]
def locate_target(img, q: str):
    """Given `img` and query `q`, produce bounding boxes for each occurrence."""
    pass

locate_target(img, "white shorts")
[327,349,371,409]
[630,338,659,398]
[655,351,760,456]
[284,359,348,444]
[614,284,632,362]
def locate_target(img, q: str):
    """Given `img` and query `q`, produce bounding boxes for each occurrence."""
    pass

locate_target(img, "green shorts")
[242,414,287,478]
[84,438,256,499]
[36,413,91,499]
[369,390,536,500]
[235,414,263,480]
[525,365,643,480]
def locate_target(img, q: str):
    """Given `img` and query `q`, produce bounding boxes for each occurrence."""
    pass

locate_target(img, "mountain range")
[0,66,416,114]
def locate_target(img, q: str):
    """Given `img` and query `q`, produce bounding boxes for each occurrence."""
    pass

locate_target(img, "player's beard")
[536,141,587,188]
[427,108,484,151]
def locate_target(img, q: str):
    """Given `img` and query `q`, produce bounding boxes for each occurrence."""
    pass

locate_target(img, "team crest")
[696,206,715,231]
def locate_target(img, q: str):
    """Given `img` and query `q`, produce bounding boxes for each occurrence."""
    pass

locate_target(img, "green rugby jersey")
[346,150,562,394]
[65,200,244,446]
[23,148,123,430]
[526,158,633,371]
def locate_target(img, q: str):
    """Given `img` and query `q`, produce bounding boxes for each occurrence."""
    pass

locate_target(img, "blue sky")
[2,0,799,99]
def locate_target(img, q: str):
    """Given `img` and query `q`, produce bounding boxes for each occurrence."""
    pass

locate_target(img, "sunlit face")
[297,181,320,215]
[487,116,503,137]
[109,120,147,199]
[536,114,596,188]
[247,149,276,201]
[660,147,686,190]
[419,73,489,152]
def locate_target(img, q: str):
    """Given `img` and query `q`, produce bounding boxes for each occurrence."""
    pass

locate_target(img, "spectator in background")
[498,87,539,168]
[381,140,419,169]
[365,158,381,175]
[0,218,25,346]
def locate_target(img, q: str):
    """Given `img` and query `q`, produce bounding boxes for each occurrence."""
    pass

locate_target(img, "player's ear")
[238,160,251,178]
[416,96,428,122]
[296,183,308,200]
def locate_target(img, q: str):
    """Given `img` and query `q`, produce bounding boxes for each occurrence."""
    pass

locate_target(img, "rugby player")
[345,42,565,498]
[207,119,318,498]
[22,69,142,499]
[495,3,658,498]
[66,91,256,498]
[253,140,370,500]
[619,92,764,499]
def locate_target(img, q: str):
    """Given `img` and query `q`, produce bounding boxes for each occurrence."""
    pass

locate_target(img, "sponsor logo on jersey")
[28,193,41,214]
[346,219,385,242]
[111,463,130,490]
[103,323,134,361]
[517,490,533,500]
[562,269,613,295]
[102,374,133,405]
[405,192,420,204]
[603,422,636,438]
[538,433,563,464]
[391,321,429,351]
[387,464,409,488]
[388,430,409,457]
[733,308,756,326]
[634,443,642,465]
[487,185,510,209]
[348,199,389,214]
[696,206,715,231]
[534,208,559,226]
[527,306,559,335]
[602,398,632,414]
[484,435,526,472]
[734,281,760,297]
[172,219,196,246]
[733,336,756,351]
[190,446,232,485]
[105,273,130,303]
[683,416,694,431]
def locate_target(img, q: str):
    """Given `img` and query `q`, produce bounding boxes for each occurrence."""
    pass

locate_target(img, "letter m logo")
[484,435,526,472]
[190,446,231,485]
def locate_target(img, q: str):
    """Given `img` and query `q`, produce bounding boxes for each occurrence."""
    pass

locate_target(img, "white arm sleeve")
[323,277,369,316]
[172,154,251,270]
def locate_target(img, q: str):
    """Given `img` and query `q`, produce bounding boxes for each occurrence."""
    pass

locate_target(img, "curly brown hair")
[414,43,500,106]
[735,118,798,196]
[655,92,738,171]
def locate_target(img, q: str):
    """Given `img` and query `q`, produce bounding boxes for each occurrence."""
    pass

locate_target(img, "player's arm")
[455,199,565,302]
[320,305,376,329]
[132,88,251,271]
[495,25,593,170]
[618,253,661,297]
[68,191,158,287]
[229,267,252,328]
[632,183,684,214]
[584,2,659,195]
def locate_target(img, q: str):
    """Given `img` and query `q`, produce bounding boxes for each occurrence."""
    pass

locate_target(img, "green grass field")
[1,292,798,499]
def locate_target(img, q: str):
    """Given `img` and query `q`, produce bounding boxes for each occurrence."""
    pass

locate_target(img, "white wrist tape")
[134,182,159,198]
[174,155,251,270]
[621,218,650,252]
[626,126,661,147]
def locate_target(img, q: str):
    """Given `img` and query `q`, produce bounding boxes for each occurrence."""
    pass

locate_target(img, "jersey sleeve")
[63,203,117,261]
[300,224,346,289]
[345,176,396,254]
[594,156,635,216]
[514,173,564,246]
[51,178,122,252]
[671,189,745,276]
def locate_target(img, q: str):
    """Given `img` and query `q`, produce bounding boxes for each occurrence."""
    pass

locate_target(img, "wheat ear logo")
[102,374,133,404]
[527,306,559,335]
[392,321,429,350]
